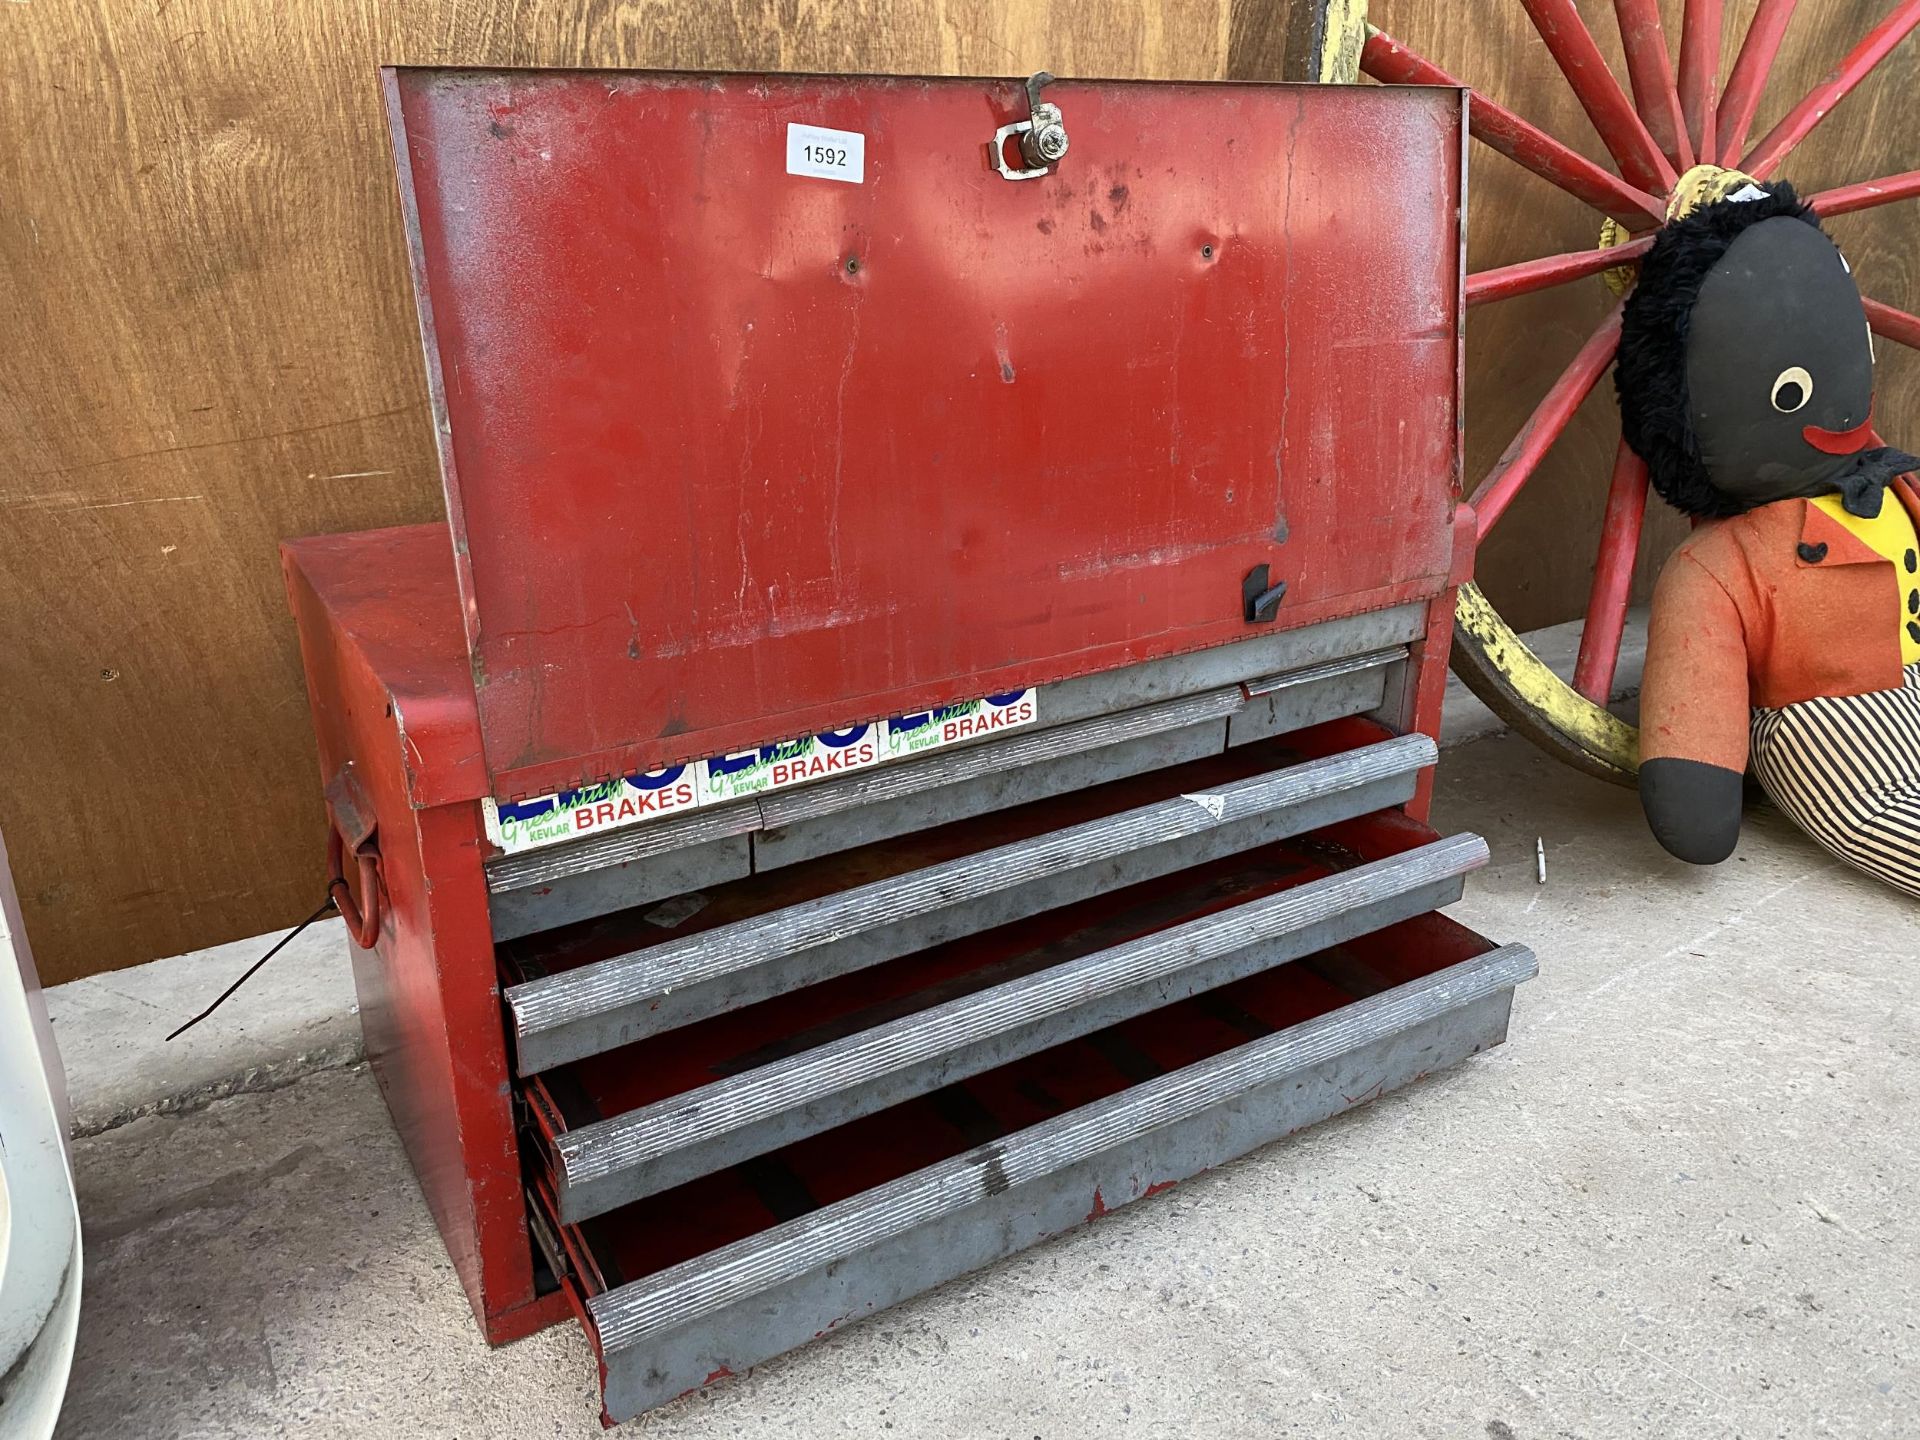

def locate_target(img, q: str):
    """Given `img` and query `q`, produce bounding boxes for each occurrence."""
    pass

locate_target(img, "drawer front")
[482,616,1420,941]
[535,930,1534,1423]
[545,833,1487,1223]
[498,734,1533,1426]
[504,730,1436,1074]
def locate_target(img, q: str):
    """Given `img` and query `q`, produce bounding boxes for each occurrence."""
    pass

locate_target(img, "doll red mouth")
[1802,408,1876,454]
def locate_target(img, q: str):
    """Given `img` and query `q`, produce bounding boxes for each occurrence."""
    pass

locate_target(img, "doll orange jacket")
[1638,475,1920,774]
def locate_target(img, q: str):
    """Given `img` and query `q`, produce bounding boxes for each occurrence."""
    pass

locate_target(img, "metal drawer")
[540,832,1485,1223]
[514,806,1531,1422]
[483,617,1417,943]
[502,725,1434,1076]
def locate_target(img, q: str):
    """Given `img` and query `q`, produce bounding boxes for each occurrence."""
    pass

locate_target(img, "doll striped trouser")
[1749,662,1920,899]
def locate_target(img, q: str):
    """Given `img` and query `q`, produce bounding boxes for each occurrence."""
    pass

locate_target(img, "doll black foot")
[1640,758,1745,865]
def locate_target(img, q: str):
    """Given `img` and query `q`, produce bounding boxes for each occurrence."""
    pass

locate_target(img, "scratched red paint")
[385,70,1465,798]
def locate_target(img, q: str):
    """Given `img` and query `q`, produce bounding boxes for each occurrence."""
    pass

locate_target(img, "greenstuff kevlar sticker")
[882,690,1037,758]
[482,689,1038,856]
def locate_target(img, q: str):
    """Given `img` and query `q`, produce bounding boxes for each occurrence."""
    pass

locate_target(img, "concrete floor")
[54,733,1918,1439]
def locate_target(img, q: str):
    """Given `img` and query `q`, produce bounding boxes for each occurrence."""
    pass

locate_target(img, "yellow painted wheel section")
[1311,1,1645,786]
[1450,582,1641,785]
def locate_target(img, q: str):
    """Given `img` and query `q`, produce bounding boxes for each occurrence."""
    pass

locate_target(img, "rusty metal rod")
[1808,168,1920,217]
[1744,0,1920,178]
[1470,304,1625,540]
[1613,0,1694,169]
[1865,296,1920,350]
[1519,0,1677,193]
[1466,236,1655,308]
[1676,0,1723,160]
[328,826,383,948]
[1572,437,1650,703]
[1716,0,1800,164]
[1361,29,1667,228]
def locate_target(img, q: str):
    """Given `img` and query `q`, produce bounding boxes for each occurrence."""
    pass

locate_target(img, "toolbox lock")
[1242,564,1287,624]
[324,763,384,948]
[989,72,1069,181]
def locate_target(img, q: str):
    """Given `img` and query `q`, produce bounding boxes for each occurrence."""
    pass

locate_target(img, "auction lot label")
[484,690,1038,855]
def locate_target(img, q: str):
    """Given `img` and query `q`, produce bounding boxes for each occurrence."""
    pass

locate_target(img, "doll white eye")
[1771,366,1813,412]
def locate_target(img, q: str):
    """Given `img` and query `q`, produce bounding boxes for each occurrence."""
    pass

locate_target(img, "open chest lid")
[383,67,1464,802]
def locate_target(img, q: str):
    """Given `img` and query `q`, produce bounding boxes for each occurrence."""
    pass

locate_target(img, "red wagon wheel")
[1300,0,1920,783]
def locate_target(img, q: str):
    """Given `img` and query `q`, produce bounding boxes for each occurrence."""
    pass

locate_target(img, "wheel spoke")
[1518,0,1677,193]
[1466,235,1655,307]
[1613,0,1694,169]
[1676,0,1722,160]
[1572,437,1650,703]
[1470,304,1625,540]
[1864,296,1920,350]
[1361,29,1666,227]
[1744,0,1920,179]
[1716,0,1799,165]
[1809,168,1920,217]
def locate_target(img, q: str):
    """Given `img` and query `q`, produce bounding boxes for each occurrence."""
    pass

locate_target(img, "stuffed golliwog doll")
[1619,179,1920,897]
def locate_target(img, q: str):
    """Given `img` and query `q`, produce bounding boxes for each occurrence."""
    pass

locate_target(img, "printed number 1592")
[805,144,849,167]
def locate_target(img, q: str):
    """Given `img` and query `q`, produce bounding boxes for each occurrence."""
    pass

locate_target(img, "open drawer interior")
[539,890,1506,1282]
[499,718,1436,1073]
[494,753,1536,1421]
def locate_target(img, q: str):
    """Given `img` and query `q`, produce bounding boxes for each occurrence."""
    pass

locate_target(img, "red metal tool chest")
[285,67,1531,1423]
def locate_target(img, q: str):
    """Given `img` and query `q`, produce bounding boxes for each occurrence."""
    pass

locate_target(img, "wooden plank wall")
[0,1,1237,983]
[1342,0,1920,634]
[2,0,1916,981]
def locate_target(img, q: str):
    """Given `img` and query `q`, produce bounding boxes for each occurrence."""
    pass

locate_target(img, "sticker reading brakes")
[786,123,865,184]
[483,689,1038,856]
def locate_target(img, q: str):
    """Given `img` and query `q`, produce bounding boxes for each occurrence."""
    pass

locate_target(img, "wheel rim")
[1339,0,1920,783]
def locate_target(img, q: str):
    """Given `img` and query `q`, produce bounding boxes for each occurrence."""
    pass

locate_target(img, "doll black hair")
[1615,180,1823,518]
